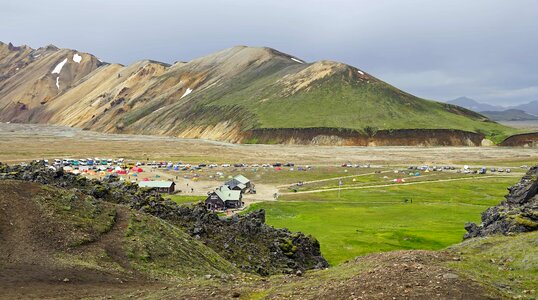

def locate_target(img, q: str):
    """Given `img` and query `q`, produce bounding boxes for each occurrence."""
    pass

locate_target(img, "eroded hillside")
[0,42,513,145]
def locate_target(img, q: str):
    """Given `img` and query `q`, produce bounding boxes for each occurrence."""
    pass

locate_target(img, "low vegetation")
[36,186,117,247]
[248,177,520,265]
[124,211,237,279]
[447,232,538,298]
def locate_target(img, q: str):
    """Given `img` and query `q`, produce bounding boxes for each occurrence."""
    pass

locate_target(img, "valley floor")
[1,123,537,299]
[1,123,538,166]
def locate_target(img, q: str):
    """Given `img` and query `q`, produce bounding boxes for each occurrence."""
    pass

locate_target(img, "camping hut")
[224,175,252,193]
[205,185,243,210]
[138,181,176,194]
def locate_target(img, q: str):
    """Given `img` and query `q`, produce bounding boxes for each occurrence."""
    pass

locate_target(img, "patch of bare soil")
[313,250,497,300]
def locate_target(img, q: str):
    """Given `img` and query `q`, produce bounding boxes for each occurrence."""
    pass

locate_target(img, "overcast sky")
[1,0,537,105]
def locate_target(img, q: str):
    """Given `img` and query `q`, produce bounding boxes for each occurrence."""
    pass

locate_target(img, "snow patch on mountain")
[358,70,364,75]
[73,53,82,63]
[181,88,193,99]
[55,77,60,89]
[51,58,68,74]
[290,57,304,64]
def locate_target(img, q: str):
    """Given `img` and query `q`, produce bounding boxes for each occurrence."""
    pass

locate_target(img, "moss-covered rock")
[465,166,538,239]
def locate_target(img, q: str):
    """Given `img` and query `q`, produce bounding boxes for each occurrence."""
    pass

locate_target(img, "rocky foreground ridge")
[464,166,538,239]
[0,162,328,275]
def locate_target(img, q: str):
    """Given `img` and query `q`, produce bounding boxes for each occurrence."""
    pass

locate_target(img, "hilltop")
[0,42,515,146]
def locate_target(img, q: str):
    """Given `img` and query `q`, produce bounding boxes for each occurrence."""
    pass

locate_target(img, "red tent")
[275,167,282,171]
[131,167,143,172]
[142,178,150,181]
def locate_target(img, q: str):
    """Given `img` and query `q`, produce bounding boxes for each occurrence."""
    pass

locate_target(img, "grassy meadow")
[247,176,520,265]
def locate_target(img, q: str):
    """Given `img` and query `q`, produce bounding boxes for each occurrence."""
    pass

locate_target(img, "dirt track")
[282,174,519,195]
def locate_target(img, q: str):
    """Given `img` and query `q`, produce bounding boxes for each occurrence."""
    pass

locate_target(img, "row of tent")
[60,166,146,175]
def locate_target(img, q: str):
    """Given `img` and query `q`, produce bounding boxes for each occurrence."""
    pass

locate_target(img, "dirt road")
[276,170,393,188]
[281,174,519,195]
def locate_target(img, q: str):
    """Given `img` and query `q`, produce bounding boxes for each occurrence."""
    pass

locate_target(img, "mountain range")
[0,41,513,145]
[447,97,538,117]
[480,109,538,122]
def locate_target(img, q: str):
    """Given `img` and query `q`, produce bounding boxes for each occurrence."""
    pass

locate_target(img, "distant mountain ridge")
[481,109,538,122]
[0,41,512,145]
[513,100,538,115]
[447,97,505,112]
[447,97,538,117]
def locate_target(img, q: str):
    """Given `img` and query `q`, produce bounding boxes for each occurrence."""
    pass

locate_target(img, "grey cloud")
[0,0,536,105]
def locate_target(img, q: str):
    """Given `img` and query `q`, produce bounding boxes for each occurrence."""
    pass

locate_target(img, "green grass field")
[247,177,519,265]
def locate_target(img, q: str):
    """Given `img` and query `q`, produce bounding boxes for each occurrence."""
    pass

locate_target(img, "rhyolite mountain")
[0,41,512,145]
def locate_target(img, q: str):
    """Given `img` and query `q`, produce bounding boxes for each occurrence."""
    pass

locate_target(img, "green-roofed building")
[205,185,243,210]
[225,175,252,193]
